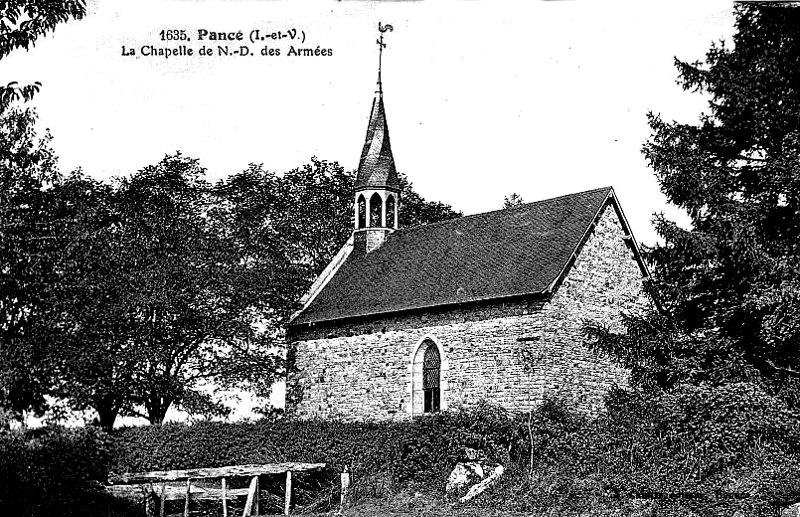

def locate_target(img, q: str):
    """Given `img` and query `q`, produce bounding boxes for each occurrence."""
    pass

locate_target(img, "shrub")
[32,387,796,516]
[0,426,138,517]
[495,384,800,517]
[111,402,523,497]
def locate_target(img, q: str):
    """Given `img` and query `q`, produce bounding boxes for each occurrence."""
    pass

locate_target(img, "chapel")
[285,29,652,421]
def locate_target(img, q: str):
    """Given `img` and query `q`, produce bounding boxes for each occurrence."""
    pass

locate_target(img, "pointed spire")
[356,93,399,190]
[356,23,399,191]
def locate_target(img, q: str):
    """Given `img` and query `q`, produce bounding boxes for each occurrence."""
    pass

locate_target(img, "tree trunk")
[97,406,119,431]
[146,396,172,425]
[94,397,120,431]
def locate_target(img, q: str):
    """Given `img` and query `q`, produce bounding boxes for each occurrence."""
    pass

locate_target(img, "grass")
[328,492,658,517]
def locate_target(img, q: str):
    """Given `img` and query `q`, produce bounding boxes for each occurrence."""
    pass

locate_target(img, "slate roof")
[292,186,632,327]
[355,93,400,191]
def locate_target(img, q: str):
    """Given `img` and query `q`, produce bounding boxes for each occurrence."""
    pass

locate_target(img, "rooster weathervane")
[376,22,394,94]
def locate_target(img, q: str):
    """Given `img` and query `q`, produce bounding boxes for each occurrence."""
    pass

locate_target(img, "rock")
[463,447,487,462]
[783,503,800,517]
[459,465,504,503]
[445,462,485,494]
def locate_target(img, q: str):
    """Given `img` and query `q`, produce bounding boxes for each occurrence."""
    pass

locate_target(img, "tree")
[0,1,87,110]
[0,2,89,420]
[54,154,280,427]
[0,108,63,421]
[219,158,462,312]
[220,158,356,310]
[503,193,525,209]
[594,4,800,401]
[46,171,137,429]
[396,172,462,228]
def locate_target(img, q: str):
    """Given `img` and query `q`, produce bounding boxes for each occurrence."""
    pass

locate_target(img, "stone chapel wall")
[287,204,651,420]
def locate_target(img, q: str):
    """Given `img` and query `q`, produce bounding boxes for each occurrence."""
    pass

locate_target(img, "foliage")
[502,193,525,209]
[51,154,281,427]
[0,107,63,420]
[46,172,127,428]
[0,2,89,414]
[630,3,800,400]
[585,310,759,391]
[477,390,800,517]
[112,404,521,495]
[108,393,800,515]
[579,10,800,514]
[217,158,355,320]
[395,172,462,228]
[3,395,786,516]
[0,426,138,517]
[0,1,87,110]
[218,159,462,306]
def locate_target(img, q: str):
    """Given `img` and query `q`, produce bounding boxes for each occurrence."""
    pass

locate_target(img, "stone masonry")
[287,204,651,420]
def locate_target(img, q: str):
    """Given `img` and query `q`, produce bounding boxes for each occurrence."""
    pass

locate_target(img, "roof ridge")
[398,186,613,234]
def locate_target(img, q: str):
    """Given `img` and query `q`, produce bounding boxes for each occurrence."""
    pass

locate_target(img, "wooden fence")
[107,462,348,517]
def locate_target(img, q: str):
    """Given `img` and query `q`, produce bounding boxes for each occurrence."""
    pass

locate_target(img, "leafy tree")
[0,1,89,421]
[593,4,800,402]
[219,158,462,314]
[54,154,280,427]
[396,172,462,228]
[0,107,63,421]
[503,193,525,209]
[0,1,87,110]
[46,172,136,429]
[220,158,356,315]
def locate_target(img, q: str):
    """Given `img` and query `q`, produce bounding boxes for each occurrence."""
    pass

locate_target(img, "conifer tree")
[594,4,800,402]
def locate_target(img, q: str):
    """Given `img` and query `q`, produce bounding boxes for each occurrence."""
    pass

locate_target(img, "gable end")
[545,188,649,297]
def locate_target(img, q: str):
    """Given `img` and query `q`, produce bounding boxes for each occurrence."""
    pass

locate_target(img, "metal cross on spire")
[377,22,394,94]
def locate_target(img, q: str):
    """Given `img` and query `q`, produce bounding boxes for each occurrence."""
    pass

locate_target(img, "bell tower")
[354,22,400,254]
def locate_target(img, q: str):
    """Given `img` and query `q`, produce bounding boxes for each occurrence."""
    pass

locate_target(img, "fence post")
[243,475,259,517]
[221,477,228,517]
[184,479,192,517]
[145,484,156,517]
[284,470,292,515]
[159,482,166,517]
[340,466,350,508]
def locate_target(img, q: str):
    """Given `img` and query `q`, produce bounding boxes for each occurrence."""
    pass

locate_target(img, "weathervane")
[377,22,394,94]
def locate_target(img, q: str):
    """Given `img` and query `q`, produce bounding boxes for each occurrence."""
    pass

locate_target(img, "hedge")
[6,385,800,517]
[494,384,800,517]
[0,426,138,517]
[111,402,524,495]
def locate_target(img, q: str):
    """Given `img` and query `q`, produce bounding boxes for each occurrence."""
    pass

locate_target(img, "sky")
[3,0,739,249]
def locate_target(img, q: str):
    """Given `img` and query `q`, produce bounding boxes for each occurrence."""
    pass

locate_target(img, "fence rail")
[106,462,343,517]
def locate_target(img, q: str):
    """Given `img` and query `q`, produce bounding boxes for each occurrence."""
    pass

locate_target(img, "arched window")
[357,195,366,229]
[422,345,441,413]
[370,193,383,227]
[412,339,442,415]
[386,194,396,229]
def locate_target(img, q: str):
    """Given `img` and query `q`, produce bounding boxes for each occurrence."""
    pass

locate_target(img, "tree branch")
[765,359,800,377]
